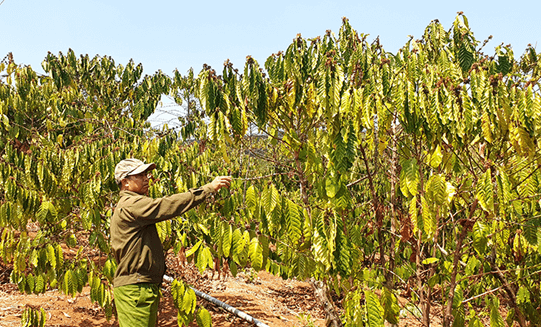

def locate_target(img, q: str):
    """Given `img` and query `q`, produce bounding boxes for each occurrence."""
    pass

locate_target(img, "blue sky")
[2,0,540,76]
[2,1,540,126]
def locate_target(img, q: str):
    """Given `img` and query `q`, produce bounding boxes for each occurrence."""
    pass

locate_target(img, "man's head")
[115,158,156,195]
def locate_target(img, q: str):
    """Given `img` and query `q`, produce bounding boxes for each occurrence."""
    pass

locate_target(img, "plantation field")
[1,13,541,327]
[1,261,328,327]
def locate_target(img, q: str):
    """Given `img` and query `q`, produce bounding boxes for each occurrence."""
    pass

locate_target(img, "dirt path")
[0,268,326,327]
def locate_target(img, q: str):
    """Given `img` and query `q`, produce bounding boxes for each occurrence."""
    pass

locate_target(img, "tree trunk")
[414,231,430,327]
[310,279,343,327]
[358,142,386,268]
[443,199,477,327]
[294,152,341,325]
[387,116,399,288]
[492,265,527,327]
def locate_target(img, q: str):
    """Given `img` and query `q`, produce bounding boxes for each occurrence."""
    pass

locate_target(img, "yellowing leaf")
[422,257,439,264]
[400,159,420,197]
[426,174,447,206]
[325,177,339,198]
[421,195,436,239]
[428,145,443,168]
[481,112,493,143]
[185,240,202,258]
[409,196,419,235]
[476,169,494,213]
[196,307,212,327]
[245,185,257,212]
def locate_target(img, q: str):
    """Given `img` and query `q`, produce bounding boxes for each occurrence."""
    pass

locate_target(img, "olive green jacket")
[111,186,212,287]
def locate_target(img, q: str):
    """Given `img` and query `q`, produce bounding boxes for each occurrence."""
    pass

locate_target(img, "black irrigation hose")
[163,275,269,327]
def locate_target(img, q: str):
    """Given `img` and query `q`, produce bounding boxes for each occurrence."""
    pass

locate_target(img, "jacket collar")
[119,190,145,197]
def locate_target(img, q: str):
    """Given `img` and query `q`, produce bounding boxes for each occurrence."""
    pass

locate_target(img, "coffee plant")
[1,14,540,326]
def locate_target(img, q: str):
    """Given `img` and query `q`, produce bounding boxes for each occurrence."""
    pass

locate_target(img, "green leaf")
[37,202,57,224]
[537,228,541,255]
[516,286,530,305]
[421,196,435,238]
[230,106,243,136]
[497,52,512,75]
[467,310,482,326]
[381,288,399,324]
[182,288,197,314]
[17,273,26,293]
[506,309,516,327]
[55,244,64,268]
[458,45,474,72]
[334,228,351,275]
[103,258,116,282]
[63,270,72,296]
[46,244,56,269]
[196,246,213,273]
[364,289,384,327]
[196,307,212,327]
[332,131,348,173]
[473,222,488,255]
[26,273,35,294]
[35,274,45,294]
[452,286,465,327]
[178,311,194,327]
[248,237,263,271]
[285,199,302,245]
[229,261,238,277]
[426,174,447,206]
[489,296,505,327]
[221,222,232,258]
[231,228,244,257]
[40,307,46,327]
[70,269,78,296]
[262,184,279,214]
[258,235,269,269]
[30,249,38,268]
[171,280,184,307]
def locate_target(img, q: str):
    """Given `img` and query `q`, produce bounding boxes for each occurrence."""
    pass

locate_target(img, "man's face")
[124,171,152,195]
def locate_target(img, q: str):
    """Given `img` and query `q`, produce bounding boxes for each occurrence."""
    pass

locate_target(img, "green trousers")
[114,283,160,327]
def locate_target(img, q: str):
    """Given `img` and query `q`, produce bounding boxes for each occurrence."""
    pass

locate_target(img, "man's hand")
[209,176,232,192]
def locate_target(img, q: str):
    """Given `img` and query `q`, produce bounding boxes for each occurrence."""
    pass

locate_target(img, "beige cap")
[114,158,156,184]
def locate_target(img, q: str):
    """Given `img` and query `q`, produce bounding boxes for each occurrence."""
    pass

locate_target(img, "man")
[111,158,231,327]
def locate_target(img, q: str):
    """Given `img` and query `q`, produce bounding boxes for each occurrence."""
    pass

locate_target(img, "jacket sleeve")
[124,184,214,225]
